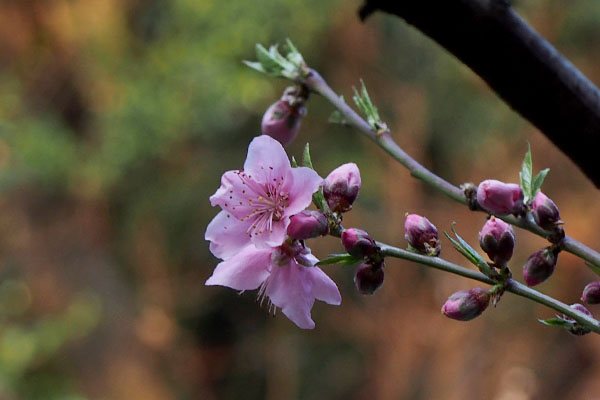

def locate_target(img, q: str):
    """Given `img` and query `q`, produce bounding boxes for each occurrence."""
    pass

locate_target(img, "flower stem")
[377,242,600,334]
[302,69,600,270]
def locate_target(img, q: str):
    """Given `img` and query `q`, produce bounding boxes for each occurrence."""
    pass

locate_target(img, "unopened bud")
[581,281,600,304]
[404,214,441,257]
[479,216,515,265]
[441,288,490,321]
[287,211,329,240]
[342,228,377,258]
[354,260,385,295]
[477,179,524,215]
[323,163,361,213]
[532,191,561,230]
[261,95,306,147]
[566,303,593,336]
[522,247,558,287]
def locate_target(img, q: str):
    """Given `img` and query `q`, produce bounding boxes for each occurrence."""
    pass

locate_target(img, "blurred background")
[1,0,600,399]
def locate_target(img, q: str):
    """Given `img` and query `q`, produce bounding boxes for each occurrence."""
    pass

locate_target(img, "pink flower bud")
[581,281,600,304]
[404,214,440,257]
[287,211,329,240]
[477,179,524,215]
[479,216,515,265]
[261,99,306,147]
[342,228,377,258]
[566,303,593,335]
[532,191,561,230]
[522,247,558,287]
[441,288,490,321]
[354,260,385,295]
[323,163,361,213]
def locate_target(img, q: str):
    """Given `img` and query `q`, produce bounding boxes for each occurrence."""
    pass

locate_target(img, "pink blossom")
[206,135,323,259]
[205,242,341,329]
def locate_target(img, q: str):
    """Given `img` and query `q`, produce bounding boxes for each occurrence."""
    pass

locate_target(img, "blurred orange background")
[1,0,600,399]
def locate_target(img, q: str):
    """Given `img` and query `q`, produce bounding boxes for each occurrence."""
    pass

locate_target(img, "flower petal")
[306,267,342,305]
[243,135,292,185]
[205,246,271,290]
[210,170,262,220]
[283,166,323,217]
[205,210,252,260]
[266,264,315,329]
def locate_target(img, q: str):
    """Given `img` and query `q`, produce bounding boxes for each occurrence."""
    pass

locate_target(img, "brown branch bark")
[360,0,600,188]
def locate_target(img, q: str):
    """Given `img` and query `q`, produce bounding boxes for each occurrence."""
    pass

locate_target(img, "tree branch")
[359,0,600,188]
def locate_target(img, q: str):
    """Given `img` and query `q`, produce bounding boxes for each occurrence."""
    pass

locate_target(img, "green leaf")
[352,80,384,131]
[444,223,493,276]
[242,60,266,74]
[256,44,283,74]
[244,41,306,80]
[284,38,305,67]
[520,143,533,203]
[302,142,313,169]
[316,254,362,266]
[538,317,575,328]
[531,168,549,198]
[291,156,298,168]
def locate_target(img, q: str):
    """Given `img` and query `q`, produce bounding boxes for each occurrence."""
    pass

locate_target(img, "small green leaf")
[317,254,362,266]
[352,80,384,131]
[291,156,298,168]
[538,317,575,328]
[520,143,533,203]
[531,168,549,198]
[256,44,283,74]
[444,223,493,276]
[302,143,313,169]
[242,60,266,74]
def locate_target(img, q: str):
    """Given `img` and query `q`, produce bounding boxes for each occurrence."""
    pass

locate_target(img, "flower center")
[234,170,289,237]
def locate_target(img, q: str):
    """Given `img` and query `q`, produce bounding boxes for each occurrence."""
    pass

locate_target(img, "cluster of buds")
[342,228,384,295]
[404,214,441,257]
[442,288,491,321]
[522,246,559,287]
[479,216,515,266]
[261,86,308,147]
[477,179,524,216]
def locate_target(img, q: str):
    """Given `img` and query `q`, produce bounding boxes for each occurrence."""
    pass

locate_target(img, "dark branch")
[360,0,600,188]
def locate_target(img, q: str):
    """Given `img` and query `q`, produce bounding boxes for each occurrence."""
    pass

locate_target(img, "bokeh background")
[2,0,600,399]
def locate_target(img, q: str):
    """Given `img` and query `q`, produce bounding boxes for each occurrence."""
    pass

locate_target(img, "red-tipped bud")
[441,288,490,321]
[477,180,524,215]
[354,261,385,295]
[532,191,561,230]
[566,303,593,335]
[479,216,515,265]
[287,211,329,240]
[582,281,600,304]
[261,95,306,147]
[404,214,440,257]
[342,228,377,258]
[522,247,558,286]
[323,163,361,213]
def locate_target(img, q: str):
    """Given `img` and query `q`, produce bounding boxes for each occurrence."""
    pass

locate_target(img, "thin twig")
[303,69,600,270]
